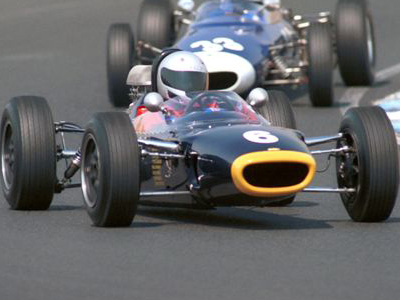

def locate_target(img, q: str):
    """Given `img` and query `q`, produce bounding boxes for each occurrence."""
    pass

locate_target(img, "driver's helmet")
[157,51,209,99]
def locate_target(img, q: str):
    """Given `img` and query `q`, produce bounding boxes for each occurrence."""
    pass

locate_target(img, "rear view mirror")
[143,93,164,112]
[247,88,269,108]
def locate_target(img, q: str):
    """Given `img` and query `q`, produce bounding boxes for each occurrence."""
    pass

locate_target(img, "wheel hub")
[81,136,101,208]
[337,133,359,202]
[1,123,15,190]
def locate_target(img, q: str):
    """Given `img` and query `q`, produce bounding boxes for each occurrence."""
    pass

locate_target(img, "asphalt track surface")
[1,1,400,299]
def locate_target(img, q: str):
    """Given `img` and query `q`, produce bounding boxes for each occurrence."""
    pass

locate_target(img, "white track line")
[374,92,400,144]
[338,62,400,114]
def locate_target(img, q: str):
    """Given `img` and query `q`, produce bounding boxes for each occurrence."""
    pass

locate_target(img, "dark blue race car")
[107,0,376,107]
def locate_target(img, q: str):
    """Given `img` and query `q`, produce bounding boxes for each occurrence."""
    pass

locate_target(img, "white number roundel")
[243,131,279,144]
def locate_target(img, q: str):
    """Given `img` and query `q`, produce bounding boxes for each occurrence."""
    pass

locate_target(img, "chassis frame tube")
[303,187,356,193]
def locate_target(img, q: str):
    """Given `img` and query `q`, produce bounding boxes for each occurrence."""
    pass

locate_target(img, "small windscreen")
[161,68,207,92]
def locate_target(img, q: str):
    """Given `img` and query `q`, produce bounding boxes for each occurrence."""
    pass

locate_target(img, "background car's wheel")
[336,0,376,86]
[137,0,175,63]
[0,96,56,210]
[81,112,140,227]
[107,23,135,108]
[307,22,334,107]
[256,90,296,206]
[336,107,399,222]
[256,90,297,129]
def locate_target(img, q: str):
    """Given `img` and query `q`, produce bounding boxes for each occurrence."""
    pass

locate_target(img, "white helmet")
[155,50,209,99]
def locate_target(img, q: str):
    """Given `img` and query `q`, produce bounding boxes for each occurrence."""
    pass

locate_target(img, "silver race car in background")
[107,0,376,107]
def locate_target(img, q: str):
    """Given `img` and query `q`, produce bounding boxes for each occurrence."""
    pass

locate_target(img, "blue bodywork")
[174,0,295,92]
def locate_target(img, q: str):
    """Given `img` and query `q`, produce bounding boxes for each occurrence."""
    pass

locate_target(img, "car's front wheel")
[337,106,399,222]
[81,112,140,227]
[0,96,56,210]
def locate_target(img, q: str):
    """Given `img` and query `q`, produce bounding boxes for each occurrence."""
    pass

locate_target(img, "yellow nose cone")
[231,151,316,197]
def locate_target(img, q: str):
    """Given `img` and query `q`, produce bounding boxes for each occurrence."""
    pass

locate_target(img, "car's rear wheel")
[307,22,334,107]
[256,90,296,206]
[256,90,297,129]
[137,0,175,63]
[337,107,399,222]
[107,23,136,108]
[81,112,140,227]
[0,96,56,210]
[336,0,376,86]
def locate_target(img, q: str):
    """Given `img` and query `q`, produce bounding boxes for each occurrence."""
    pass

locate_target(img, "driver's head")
[156,50,209,99]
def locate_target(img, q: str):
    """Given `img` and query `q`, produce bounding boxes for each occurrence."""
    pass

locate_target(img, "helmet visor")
[161,68,208,93]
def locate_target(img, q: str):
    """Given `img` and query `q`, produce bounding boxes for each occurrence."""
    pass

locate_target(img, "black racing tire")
[107,23,135,108]
[336,0,376,86]
[307,22,334,107]
[256,90,297,129]
[81,112,140,227]
[137,0,175,62]
[337,106,399,222]
[257,90,296,206]
[0,96,56,210]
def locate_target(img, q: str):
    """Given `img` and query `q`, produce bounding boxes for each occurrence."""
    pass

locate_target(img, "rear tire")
[81,112,140,227]
[336,0,376,86]
[0,96,56,210]
[107,23,135,108]
[256,90,297,129]
[337,107,399,222]
[307,22,334,107]
[137,0,175,63]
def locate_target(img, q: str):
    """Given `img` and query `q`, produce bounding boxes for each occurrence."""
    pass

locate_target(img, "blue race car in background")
[107,0,375,107]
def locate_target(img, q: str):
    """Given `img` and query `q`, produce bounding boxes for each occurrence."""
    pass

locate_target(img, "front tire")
[307,22,334,107]
[81,112,140,227]
[0,96,56,210]
[337,107,399,222]
[107,23,135,108]
[336,0,376,86]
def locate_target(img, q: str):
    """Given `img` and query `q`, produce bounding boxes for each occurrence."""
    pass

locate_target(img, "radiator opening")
[243,163,309,188]
[208,72,238,90]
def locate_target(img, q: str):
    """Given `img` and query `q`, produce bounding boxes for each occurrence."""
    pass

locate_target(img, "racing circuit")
[1,0,400,299]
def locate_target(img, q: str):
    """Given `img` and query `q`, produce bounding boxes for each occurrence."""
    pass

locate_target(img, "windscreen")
[170,91,260,127]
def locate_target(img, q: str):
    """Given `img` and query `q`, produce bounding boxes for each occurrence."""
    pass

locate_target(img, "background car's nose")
[195,51,256,94]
